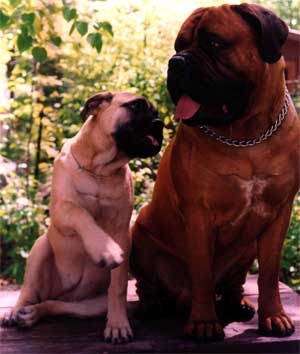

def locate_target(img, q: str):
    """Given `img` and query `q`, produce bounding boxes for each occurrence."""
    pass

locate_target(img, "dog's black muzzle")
[114,99,164,158]
[167,51,251,126]
[167,53,197,104]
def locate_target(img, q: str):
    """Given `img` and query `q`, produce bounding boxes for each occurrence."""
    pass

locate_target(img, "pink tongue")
[147,135,159,146]
[174,95,201,120]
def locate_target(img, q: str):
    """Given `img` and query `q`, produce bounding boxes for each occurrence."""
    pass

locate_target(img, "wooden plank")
[0,275,299,353]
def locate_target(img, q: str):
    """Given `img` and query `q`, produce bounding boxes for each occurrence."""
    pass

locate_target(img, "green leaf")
[21,12,35,35]
[62,7,77,22]
[9,0,22,6]
[87,32,102,53]
[75,21,88,36]
[95,36,103,52]
[87,33,96,46]
[0,10,9,29]
[32,46,47,62]
[96,21,113,36]
[17,33,33,52]
[21,22,35,37]
[20,24,28,35]
[38,10,45,17]
[50,36,62,47]
[21,12,35,24]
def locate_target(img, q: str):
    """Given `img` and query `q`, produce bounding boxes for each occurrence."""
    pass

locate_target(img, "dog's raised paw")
[98,258,122,270]
[99,240,124,269]
[104,322,133,344]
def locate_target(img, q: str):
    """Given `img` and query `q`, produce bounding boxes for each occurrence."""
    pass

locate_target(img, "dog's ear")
[175,8,205,52]
[232,3,288,64]
[80,92,113,121]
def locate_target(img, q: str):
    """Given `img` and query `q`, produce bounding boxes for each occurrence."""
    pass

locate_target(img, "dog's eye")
[198,29,228,52]
[208,40,221,49]
[205,38,226,51]
[129,99,147,112]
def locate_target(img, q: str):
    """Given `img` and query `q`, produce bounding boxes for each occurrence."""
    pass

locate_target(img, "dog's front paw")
[259,313,295,337]
[184,320,224,342]
[1,310,17,327]
[97,239,124,269]
[2,306,41,329]
[104,320,133,344]
[15,305,41,329]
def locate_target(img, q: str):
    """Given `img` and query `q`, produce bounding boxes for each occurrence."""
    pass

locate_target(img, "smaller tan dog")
[1,92,163,344]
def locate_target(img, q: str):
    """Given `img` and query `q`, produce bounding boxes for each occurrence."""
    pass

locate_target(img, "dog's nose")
[152,118,164,129]
[168,55,186,71]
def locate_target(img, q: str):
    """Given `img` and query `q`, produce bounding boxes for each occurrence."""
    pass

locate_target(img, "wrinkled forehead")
[112,92,156,110]
[202,5,252,39]
[112,92,139,103]
[180,5,253,44]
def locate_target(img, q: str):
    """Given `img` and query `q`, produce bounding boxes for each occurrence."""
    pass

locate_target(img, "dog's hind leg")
[14,296,108,328]
[215,283,256,326]
[155,253,191,312]
[131,229,190,318]
[1,234,55,327]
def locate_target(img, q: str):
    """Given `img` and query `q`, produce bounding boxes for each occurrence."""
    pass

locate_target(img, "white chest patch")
[232,177,270,226]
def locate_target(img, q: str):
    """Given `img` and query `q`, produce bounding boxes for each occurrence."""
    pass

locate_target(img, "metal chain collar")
[198,89,290,148]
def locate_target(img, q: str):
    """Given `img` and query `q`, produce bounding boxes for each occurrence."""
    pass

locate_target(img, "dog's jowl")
[1,92,163,344]
[131,3,299,342]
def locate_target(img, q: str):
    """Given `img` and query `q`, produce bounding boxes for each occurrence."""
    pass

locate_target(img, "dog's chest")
[215,173,293,244]
[232,177,271,224]
[75,174,132,218]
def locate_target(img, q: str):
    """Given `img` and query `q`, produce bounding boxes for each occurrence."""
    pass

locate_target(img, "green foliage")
[95,21,114,37]
[0,0,113,59]
[32,47,47,62]
[281,195,300,289]
[0,10,10,28]
[62,7,77,22]
[0,174,49,283]
[50,36,62,47]
[87,32,103,53]
[0,0,299,291]
[17,33,33,52]
[76,21,88,36]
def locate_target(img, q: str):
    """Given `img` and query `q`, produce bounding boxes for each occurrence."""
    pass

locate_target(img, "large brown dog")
[131,4,300,342]
[1,92,163,343]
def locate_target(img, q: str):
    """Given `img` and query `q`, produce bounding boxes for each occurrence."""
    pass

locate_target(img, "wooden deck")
[0,275,299,353]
